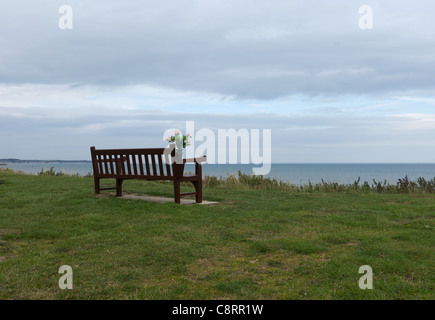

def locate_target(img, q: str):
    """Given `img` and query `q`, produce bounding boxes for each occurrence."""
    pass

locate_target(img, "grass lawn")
[0,170,434,299]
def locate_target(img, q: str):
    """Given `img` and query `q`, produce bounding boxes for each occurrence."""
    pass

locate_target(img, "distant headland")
[0,159,90,164]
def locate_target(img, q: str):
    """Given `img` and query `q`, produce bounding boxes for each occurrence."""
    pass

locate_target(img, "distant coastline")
[0,159,90,164]
[2,162,435,185]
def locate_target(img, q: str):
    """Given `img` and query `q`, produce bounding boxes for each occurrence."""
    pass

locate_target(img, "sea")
[2,162,435,185]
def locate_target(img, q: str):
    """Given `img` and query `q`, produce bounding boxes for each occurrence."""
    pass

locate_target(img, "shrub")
[202,171,435,194]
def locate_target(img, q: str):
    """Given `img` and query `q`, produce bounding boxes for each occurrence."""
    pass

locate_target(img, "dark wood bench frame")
[90,146,206,204]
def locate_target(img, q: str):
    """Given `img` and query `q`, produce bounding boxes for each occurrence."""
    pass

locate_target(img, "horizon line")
[1,159,434,165]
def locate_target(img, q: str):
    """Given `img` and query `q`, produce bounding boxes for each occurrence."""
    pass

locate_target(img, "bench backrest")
[90,146,175,179]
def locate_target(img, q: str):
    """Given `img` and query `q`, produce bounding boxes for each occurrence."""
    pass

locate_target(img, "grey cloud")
[1,106,434,162]
[1,0,435,99]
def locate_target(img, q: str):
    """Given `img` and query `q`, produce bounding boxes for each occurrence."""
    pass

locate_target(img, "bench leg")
[192,180,202,203]
[195,163,203,203]
[173,180,181,204]
[197,179,202,203]
[116,179,123,197]
[94,177,100,194]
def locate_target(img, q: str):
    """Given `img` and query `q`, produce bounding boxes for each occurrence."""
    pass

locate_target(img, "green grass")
[0,169,434,299]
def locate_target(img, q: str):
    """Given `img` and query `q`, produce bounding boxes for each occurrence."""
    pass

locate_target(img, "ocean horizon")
[2,162,434,185]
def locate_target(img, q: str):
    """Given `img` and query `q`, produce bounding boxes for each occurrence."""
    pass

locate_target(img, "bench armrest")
[183,156,206,164]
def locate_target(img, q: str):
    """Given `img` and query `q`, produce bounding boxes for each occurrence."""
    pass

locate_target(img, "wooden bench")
[90,146,206,204]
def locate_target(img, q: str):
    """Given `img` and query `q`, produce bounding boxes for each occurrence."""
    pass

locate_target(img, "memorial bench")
[90,146,206,204]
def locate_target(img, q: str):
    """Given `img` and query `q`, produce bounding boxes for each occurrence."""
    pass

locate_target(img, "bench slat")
[138,154,144,175]
[132,154,138,175]
[158,154,164,176]
[151,154,157,176]
[108,154,114,174]
[93,173,175,180]
[103,154,109,174]
[145,154,151,175]
[124,154,130,175]
[93,148,165,155]
[97,155,103,174]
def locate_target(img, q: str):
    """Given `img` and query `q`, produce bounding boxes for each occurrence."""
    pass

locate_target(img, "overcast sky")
[1,0,435,162]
